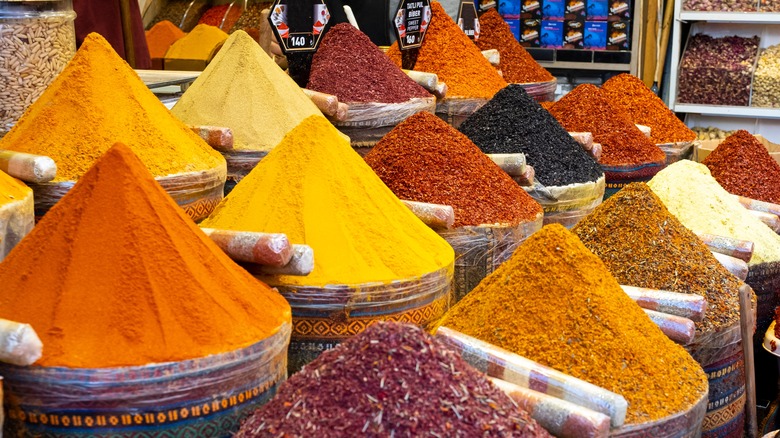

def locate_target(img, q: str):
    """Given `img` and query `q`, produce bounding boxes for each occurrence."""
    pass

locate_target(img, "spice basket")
[438,213,543,303]
[27,164,226,222]
[517,79,557,103]
[609,391,708,438]
[658,140,697,164]
[436,97,490,129]
[261,264,453,373]
[0,188,33,261]
[524,175,605,229]
[335,96,436,150]
[603,160,666,199]
[1,323,290,438]
[222,149,266,186]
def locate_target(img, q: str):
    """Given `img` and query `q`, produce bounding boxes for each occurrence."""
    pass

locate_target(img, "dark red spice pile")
[198,4,240,29]
[703,130,780,204]
[307,23,430,104]
[235,322,551,437]
[548,84,665,166]
[365,112,543,227]
[475,9,554,84]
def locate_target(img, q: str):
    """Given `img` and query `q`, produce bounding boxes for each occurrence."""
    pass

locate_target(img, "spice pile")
[236,322,550,437]
[0,144,291,368]
[202,115,454,286]
[386,2,506,99]
[435,224,708,424]
[648,160,780,265]
[173,31,321,152]
[753,44,780,107]
[145,20,186,60]
[474,9,554,83]
[308,23,430,104]
[365,112,542,227]
[702,130,780,204]
[0,171,29,209]
[548,84,666,166]
[459,84,603,186]
[0,33,223,182]
[573,182,741,336]
[601,74,696,144]
[677,34,759,106]
[146,0,189,29]
[231,2,270,38]
[165,24,228,61]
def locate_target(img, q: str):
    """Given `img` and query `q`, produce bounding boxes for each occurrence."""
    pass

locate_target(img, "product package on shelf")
[0,187,34,262]
[683,0,758,12]
[1,324,290,438]
[677,34,760,107]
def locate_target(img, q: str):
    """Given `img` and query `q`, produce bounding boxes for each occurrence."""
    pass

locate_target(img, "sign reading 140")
[268,0,330,54]
[394,0,432,50]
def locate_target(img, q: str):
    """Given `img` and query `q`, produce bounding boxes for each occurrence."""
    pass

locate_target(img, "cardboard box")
[583,21,607,49]
[519,18,541,46]
[499,0,522,18]
[586,0,609,19]
[522,0,543,18]
[565,0,587,18]
[608,0,631,19]
[542,0,566,19]
[606,20,630,50]
[696,135,780,166]
[540,20,564,48]
[564,19,585,48]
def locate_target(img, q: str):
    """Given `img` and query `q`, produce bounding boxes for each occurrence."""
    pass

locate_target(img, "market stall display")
[0,144,291,437]
[460,85,605,227]
[0,33,226,221]
[752,44,780,108]
[201,116,455,372]
[172,31,321,184]
[307,23,435,149]
[387,2,507,127]
[145,20,186,69]
[434,224,709,428]
[365,112,543,302]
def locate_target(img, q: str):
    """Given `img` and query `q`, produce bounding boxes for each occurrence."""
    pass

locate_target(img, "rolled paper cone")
[486,153,527,176]
[402,69,438,91]
[748,210,780,233]
[642,309,696,345]
[401,199,455,230]
[620,285,706,323]
[188,125,234,152]
[0,319,43,366]
[257,244,314,276]
[343,5,359,29]
[635,124,651,138]
[302,88,340,117]
[590,143,602,161]
[0,150,57,183]
[696,233,754,263]
[481,49,501,66]
[491,378,611,438]
[201,228,292,266]
[434,81,448,99]
[513,165,535,186]
[334,102,349,123]
[568,132,594,150]
[735,195,780,218]
[435,327,628,427]
[711,251,749,281]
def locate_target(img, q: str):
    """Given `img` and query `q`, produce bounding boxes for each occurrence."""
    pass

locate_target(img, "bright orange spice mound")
[0,143,291,368]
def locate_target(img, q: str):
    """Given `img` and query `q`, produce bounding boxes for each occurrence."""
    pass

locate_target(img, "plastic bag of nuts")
[752,45,780,107]
[683,0,758,12]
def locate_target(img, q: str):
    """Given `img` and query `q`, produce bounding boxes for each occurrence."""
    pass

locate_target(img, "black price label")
[457,1,479,40]
[269,0,330,53]
[394,0,432,50]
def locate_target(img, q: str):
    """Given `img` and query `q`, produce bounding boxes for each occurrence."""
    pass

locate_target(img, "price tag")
[268,0,330,54]
[394,0,432,50]
[457,1,480,40]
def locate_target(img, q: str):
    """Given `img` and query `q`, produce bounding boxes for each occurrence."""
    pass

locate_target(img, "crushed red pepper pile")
[199,4,241,30]
[703,130,780,204]
[475,9,554,84]
[365,112,542,227]
[601,74,696,144]
[548,84,666,166]
[236,322,551,437]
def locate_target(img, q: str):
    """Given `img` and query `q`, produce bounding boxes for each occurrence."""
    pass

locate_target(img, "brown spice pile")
[548,84,665,166]
[435,224,708,424]
[703,130,780,204]
[365,112,542,227]
[601,74,696,144]
[573,182,741,336]
[386,2,507,99]
[475,9,554,83]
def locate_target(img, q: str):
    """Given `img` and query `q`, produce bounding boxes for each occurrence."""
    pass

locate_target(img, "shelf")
[536,61,631,71]
[674,103,780,118]
[679,11,780,22]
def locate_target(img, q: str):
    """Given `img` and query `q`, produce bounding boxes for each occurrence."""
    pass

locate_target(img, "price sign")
[268,0,330,54]
[457,1,480,40]
[394,0,432,50]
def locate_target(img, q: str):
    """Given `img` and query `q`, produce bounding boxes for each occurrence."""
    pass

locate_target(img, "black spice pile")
[307,23,430,104]
[236,322,551,437]
[459,85,603,187]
